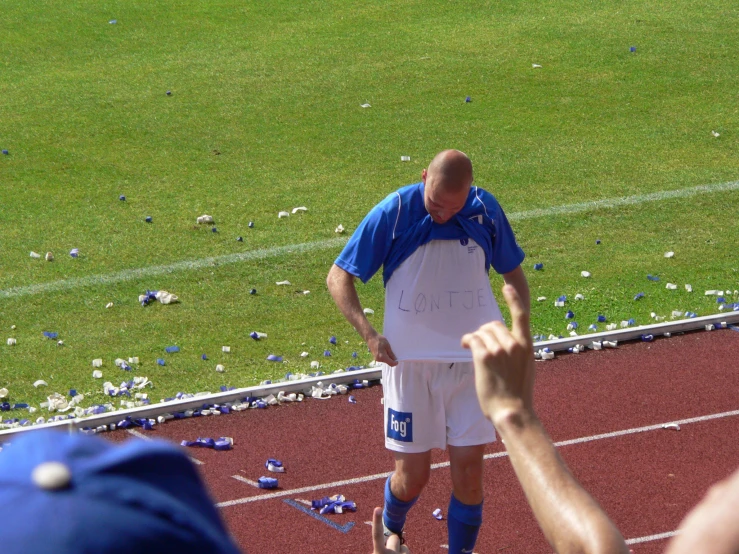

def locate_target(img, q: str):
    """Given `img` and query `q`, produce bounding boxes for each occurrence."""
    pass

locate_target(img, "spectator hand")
[368,334,398,367]
[371,508,410,554]
[461,284,535,421]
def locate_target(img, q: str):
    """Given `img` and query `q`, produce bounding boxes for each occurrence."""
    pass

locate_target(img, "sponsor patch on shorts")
[387,408,413,442]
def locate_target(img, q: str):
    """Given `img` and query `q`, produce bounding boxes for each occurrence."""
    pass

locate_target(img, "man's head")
[422,149,473,224]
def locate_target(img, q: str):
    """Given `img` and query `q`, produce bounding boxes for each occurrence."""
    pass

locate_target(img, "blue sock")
[382,475,418,534]
[447,494,483,554]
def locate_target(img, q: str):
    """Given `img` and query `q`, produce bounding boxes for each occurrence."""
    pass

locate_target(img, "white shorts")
[382,361,496,453]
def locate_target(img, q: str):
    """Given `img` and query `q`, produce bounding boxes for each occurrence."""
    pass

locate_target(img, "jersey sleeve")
[334,194,398,283]
[490,203,525,274]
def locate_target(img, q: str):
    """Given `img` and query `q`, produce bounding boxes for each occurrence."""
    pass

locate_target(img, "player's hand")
[368,333,398,367]
[461,284,535,420]
[371,507,410,553]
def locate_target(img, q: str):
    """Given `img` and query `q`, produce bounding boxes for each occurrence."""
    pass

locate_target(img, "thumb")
[502,284,530,342]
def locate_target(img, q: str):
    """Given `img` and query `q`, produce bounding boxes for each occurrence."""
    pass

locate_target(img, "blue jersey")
[335,182,525,285]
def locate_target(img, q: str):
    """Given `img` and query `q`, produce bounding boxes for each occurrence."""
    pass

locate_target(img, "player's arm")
[502,265,530,314]
[462,285,629,554]
[326,264,398,366]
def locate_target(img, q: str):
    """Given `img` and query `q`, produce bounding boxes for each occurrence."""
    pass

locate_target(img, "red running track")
[108,329,739,553]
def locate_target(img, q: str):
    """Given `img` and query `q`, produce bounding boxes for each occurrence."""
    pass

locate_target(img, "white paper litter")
[685,284,692,292]
[34,380,48,388]
[664,251,675,258]
[45,252,54,262]
[401,156,411,162]
[711,131,720,137]
[155,290,178,305]
[606,323,618,331]
[128,357,139,364]
[310,361,320,369]
[581,271,591,278]
[92,359,103,368]
[666,283,677,290]
[532,63,542,68]
[215,364,225,373]
[222,346,231,353]
[360,103,371,108]
[662,423,681,431]
[278,211,290,218]
[276,280,291,286]
[7,338,16,346]
[196,214,214,224]
[335,224,345,234]
[92,370,103,379]
[363,308,374,315]
[291,206,308,214]
[300,351,309,357]
[105,302,114,308]
[575,294,584,300]
[0,388,7,398]
[537,296,547,302]
[554,300,565,307]
[30,251,41,259]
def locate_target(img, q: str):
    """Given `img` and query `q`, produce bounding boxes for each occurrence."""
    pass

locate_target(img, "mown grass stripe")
[2,180,738,300]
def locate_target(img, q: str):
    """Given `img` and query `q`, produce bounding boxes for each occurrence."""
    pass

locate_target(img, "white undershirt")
[383,239,503,362]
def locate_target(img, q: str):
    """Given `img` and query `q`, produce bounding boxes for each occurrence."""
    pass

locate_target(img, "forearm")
[503,266,530,314]
[494,410,629,554]
[326,264,378,343]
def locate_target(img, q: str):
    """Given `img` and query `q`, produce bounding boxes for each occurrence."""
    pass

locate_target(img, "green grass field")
[1,0,738,416]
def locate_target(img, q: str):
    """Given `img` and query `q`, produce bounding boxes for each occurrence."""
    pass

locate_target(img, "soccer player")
[327,149,529,553]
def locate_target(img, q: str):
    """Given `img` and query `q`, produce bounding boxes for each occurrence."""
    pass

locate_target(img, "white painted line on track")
[232,475,260,488]
[125,428,204,465]
[215,408,739,508]
[626,530,680,545]
[217,470,392,508]
[3,180,738,300]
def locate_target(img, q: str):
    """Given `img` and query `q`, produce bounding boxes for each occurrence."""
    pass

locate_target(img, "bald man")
[327,150,529,553]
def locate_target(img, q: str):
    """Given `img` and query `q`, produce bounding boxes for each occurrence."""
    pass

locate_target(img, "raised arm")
[462,285,628,554]
[326,264,398,366]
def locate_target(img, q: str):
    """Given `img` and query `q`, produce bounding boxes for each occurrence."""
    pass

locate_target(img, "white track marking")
[217,470,392,507]
[626,530,680,545]
[125,428,204,465]
[3,180,738,300]
[232,475,260,488]
[215,409,739,508]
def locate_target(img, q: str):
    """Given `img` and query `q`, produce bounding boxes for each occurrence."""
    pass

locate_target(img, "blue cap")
[533,263,543,270]
[0,430,241,554]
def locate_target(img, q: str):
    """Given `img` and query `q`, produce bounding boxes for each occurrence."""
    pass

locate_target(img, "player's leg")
[382,361,445,537]
[383,450,432,535]
[448,444,486,553]
[443,362,496,553]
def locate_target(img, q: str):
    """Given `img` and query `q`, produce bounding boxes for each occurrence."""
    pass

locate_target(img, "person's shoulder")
[374,182,423,212]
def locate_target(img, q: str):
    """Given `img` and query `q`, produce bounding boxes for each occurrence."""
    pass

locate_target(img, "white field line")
[215,408,739,508]
[3,180,738,300]
[125,428,204,465]
[506,180,739,222]
[231,475,260,488]
[626,530,680,545]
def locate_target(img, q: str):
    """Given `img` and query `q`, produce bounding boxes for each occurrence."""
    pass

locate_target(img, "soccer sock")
[447,494,483,554]
[382,475,419,535]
